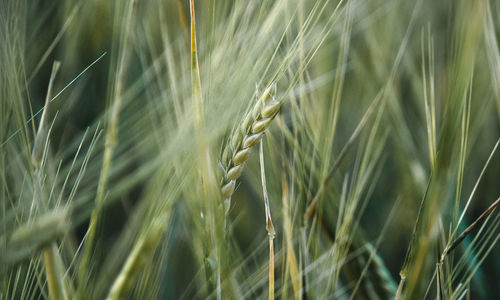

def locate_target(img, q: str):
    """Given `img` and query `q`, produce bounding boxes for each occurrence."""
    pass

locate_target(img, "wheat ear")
[220,85,281,213]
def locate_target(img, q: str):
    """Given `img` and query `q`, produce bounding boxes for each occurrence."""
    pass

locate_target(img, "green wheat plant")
[1,0,500,299]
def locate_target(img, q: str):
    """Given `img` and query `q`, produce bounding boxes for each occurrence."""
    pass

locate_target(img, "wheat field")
[1,0,500,299]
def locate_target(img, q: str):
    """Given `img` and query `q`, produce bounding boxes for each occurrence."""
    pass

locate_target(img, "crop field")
[1,0,500,299]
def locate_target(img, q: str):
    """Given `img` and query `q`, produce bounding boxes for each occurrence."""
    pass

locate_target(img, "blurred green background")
[1,0,500,299]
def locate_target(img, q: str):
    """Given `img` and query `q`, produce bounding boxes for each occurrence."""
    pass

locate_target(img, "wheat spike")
[220,85,281,213]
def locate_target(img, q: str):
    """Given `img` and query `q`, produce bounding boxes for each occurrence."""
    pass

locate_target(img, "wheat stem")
[29,61,72,300]
[106,220,165,300]
[259,141,275,300]
[281,159,300,299]
[78,1,137,295]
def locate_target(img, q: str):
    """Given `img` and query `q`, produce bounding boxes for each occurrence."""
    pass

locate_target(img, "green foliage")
[1,0,499,299]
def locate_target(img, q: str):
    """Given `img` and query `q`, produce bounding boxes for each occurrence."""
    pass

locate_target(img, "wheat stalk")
[220,85,281,214]
[259,141,276,300]
[78,1,137,296]
[106,219,165,300]
[29,61,73,300]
